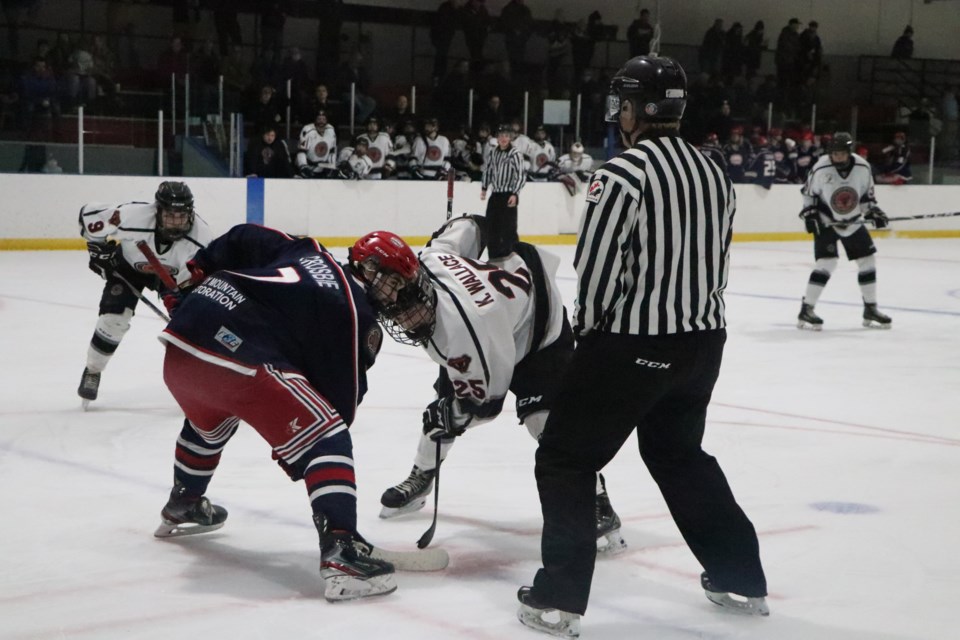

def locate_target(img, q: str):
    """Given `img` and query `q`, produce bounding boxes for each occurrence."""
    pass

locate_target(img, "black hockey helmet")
[605,55,687,125]
[827,132,854,154]
[154,181,195,241]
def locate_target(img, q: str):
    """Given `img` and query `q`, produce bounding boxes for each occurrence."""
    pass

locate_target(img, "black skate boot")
[797,302,823,331]
[595,473,627,555]
[379,465,436,519]
[862,303,892,329]
[701,572,770,616]
[516,586,581,638]
[154,481,228,538]
[318,519,396,602]
[77,367,101,408]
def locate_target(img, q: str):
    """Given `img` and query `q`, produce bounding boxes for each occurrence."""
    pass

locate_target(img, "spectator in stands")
[546,11,571,97]
[250,84,283,131]
[261,0,290,56]
[876,131,912,184]
[627,8,655,57]
[570,18,597,89]
[722,22,745,83]
[891,26,914,59]
[430,0,461,84]
[775,18,802,109]
[301,83,338,127]
[462,0,490,76]
[279,47,312,120]
[479,60,518,117]
[699,19,725,78]
[193,39,221,116]
[250,49,281,96]
[245,123,293,178]
[337,51,376,125]
[390,94,411,122]
[744,21,766,79]
[34,38,51,65]
[49,32,73,76]
[799,21,822,84]
[65,36,98,111]
[315,0,344,85]
[438,59,471,126]
[500,0,534,76]
[19,57,59,135]
[157,36,189,91]
[211,0,242,56]
[221,44,251,111]
[479,93,503,130]
[707,100,734,142]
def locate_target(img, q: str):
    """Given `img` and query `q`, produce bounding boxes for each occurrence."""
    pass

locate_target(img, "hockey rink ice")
[1,237,958,640]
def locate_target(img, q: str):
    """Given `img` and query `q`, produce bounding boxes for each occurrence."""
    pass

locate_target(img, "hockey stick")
[416,439,442,549]
[114,271,170,322]
[135,239,179,291]
[827,211,960,227]
[368,543,449,571]
[445,167,455,220]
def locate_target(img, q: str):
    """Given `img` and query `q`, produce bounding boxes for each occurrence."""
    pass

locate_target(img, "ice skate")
[862,303,892,329]
[379,465,435,518]
[596,474,627,555]
[154,481,228,538]
[701,572,770,616]
[516,586,581,638]
[77,367,101,409]
[320,530,397,602]
[797,302,823,331]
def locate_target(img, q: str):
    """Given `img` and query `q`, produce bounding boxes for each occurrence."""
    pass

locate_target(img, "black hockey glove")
[422,396,467,442]
[865,206,889,229]
[87,240,121,279]
[799,207,821,235]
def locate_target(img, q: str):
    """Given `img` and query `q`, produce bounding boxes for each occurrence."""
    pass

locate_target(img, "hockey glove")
[422,396,468,441]
[162,289,184,315]
[865,206,889,229]
[799,207,821,235]
[298,164,316,179]
[87,240,121,279]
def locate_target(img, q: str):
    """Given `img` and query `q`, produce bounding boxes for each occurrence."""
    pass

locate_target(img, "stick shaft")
[114,271,170,322]
[416,439,442,549]
[445,170,454,220]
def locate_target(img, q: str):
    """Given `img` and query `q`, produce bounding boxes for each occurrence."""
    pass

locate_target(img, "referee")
[517,56,768,637]
[480,124,527,259]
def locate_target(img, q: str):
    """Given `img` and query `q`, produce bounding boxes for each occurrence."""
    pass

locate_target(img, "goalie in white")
[797,132,892,330]
[77,181,212,406]
[349,218,627,554]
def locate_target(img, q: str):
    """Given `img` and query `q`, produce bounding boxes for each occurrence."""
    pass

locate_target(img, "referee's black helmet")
[605,56,688,124]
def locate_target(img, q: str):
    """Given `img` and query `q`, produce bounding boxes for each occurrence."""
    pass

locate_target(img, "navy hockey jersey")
[159,224,381,426]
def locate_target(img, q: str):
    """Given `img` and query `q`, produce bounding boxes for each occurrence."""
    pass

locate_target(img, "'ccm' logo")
[635,358,671,369]
[518,395,543,407]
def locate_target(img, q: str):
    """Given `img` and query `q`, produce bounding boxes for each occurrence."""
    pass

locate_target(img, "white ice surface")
[1,239,959,640]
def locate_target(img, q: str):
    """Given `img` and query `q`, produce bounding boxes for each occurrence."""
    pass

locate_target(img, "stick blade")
[369,545,449,571]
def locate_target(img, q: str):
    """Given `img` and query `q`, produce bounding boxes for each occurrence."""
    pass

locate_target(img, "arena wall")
[0,175,958,250]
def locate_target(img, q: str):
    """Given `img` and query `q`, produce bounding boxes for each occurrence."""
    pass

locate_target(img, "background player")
[77,181,211,407]
[155,223,395,602]
[349,218,626,554]
[798,132,892,330]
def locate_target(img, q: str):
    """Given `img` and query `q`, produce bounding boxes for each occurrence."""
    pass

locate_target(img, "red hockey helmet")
[731,125,744,136]
[349,231,436,346]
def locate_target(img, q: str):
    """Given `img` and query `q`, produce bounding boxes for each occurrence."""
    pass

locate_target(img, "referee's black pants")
[530,329,767,615]
[484,191,518,259]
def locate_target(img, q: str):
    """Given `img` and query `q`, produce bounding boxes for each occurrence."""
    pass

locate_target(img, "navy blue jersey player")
[154,223,396,602]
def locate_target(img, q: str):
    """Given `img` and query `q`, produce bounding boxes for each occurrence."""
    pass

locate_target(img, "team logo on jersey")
[365,325,383,363]
[427,145,443,161]
[261,147,274,163]
[447,354,472,373]
[586,178,604,203]
[214,326,243,352]
[536,153,548,167]
[133,260,178,278]
[368,147,382,163]
[109,210,121,227]
[314,141,328,157]
[644,103,658,116]
[830,186,859,214]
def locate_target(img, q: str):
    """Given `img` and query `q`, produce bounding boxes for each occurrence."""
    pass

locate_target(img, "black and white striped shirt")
[574,133,735,337]
[481,144,527,194]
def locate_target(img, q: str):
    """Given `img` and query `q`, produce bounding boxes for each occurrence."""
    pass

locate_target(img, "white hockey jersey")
[420,217,565,423]
[337,147,374,179]
[801,154,877,238]
[358,131,393,177]
[557,152,595,179]
[79,201,212,285]
[411,134,452,177]
[526,140,557,179]
[296,123,337,170]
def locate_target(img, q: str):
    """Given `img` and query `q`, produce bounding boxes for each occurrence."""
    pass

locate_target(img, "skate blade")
[517,604,581,638]
[323,573,397,602]
[379,497,428,519]
[862,319,892,329]
[704,590,770,616]
[596,529,628,556]
[81,399,91,411]
[797,321,823,331]
[154,519,225,538]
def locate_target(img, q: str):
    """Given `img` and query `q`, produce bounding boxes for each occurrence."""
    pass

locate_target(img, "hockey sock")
[304,431,358,533]
[86,310,134,372]
[803,258,837,307]
[856,255,878,304]
[171,417,238,496]
[413,431,453,472]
